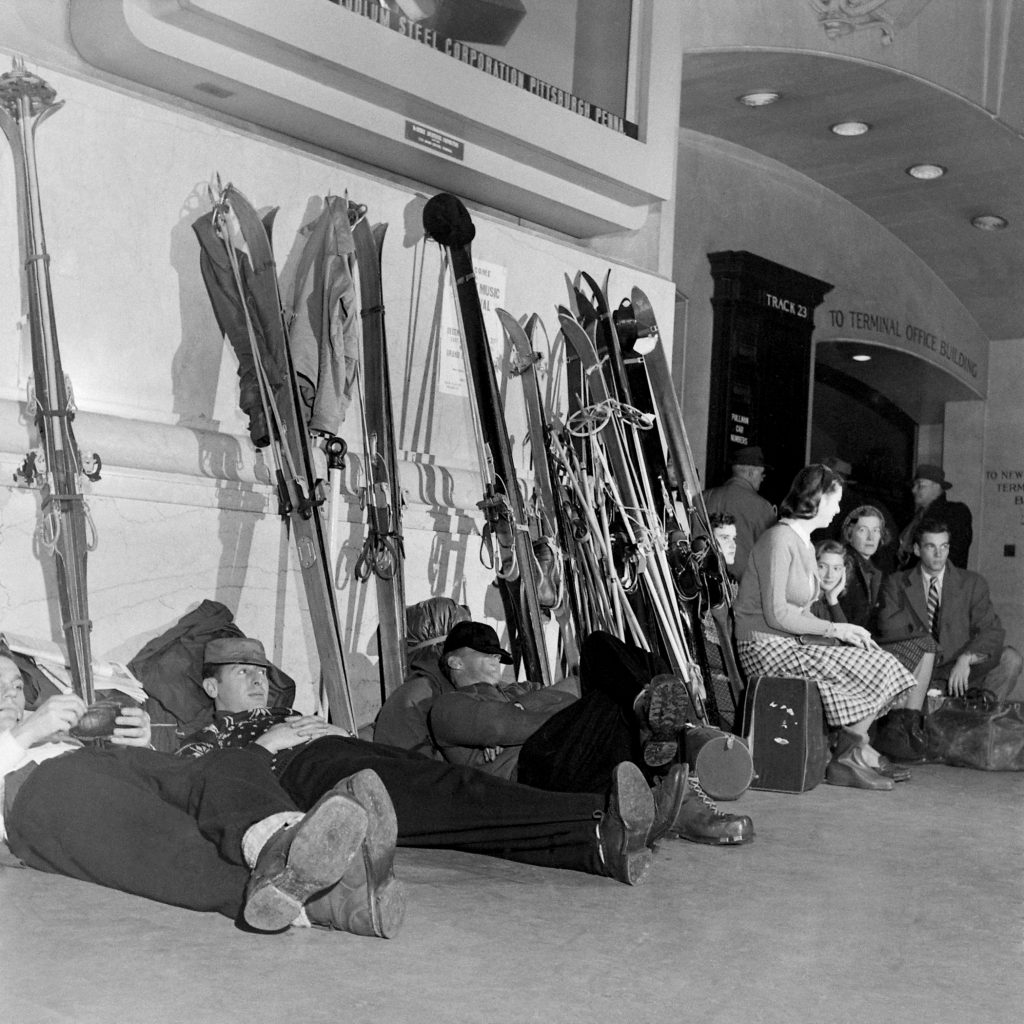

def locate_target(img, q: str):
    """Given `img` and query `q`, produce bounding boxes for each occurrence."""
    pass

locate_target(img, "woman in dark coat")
[839,506,937,761]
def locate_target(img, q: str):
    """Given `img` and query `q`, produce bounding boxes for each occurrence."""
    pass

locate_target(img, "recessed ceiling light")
[831,121,870,136]
[971,214,1008,231]
[851,354,872,362]
[906,164,946,180]
[738,91,780,107]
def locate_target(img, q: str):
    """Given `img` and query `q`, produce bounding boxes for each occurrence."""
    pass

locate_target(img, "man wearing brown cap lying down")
[179,634,751,902]
[0,647,401,936]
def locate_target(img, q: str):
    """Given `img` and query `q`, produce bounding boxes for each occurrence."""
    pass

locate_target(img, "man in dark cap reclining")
[389,623,753,847]
[178,635,746,897]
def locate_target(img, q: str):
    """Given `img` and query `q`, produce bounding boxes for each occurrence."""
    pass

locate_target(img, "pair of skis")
[556,293,710,722]
[194,187,407,729]
[422,194,553,687]
[617,290,746,719]
[1,60,98,703]
[420,191,728,718]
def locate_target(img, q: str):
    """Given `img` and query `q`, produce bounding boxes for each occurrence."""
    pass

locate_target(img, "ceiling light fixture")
[971,214,1008,231]
[831,121,870,136]
[738,91,780,107]
[851,354,872,362]
[906,163,946,180]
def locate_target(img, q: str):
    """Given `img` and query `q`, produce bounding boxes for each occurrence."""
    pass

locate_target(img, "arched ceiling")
[676,49,1024,344]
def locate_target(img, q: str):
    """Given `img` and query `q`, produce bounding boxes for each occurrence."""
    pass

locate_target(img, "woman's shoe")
[826,736,894,791]
[826,758,894,790]
[875,756,912,783]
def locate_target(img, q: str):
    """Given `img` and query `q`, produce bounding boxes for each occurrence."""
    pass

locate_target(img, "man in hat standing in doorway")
[896,464,973,569]
[701,446,777,581]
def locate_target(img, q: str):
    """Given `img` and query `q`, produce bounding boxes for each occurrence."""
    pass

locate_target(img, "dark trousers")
[279,737,605,875]
[516,631,667,793]
[7,746,294,920]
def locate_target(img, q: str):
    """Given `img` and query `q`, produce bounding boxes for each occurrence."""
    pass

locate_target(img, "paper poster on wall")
[438,258,508,397]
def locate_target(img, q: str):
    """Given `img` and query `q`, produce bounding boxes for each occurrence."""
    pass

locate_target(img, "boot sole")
[245,792,368,931]
[610,763,655,885]
[643,677,688,767]
[341,770,402,938]
[362,876,408,939]
[676,821,754,845]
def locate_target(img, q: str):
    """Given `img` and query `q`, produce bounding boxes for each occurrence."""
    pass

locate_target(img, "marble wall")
[0,63,676,721]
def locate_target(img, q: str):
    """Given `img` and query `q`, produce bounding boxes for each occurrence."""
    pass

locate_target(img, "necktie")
[926,576,940,637]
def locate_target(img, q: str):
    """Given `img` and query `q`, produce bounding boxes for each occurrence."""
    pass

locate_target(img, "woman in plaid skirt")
[733,465,916,791]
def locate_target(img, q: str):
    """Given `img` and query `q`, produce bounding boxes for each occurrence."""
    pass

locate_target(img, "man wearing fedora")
[896,464,973,569]
[701,446,776,581]
[178,635,730,890]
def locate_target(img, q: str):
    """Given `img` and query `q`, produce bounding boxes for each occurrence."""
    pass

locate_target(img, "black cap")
[441,621,513,664]
[732,446,769,468]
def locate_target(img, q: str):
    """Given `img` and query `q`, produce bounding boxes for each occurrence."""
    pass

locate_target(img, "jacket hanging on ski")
[192,199,358,444]
[193,209,286,447]
[284,196,361,435]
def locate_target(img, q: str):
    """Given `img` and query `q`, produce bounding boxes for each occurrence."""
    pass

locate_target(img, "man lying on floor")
[379,622,754,846]
[0,648,405,936]
[181,635,751,881]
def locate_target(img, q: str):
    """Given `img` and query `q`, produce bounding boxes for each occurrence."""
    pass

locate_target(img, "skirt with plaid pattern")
[737,632,916,726]
[879,635,938,673]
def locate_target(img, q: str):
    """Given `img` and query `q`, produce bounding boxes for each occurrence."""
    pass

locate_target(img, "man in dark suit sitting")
[879,517,1022,702]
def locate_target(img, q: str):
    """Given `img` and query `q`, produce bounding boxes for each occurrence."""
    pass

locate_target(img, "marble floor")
[1,763,1021,1024]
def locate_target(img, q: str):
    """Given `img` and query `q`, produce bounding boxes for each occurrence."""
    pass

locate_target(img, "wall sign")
[438,258,507,397]
[405,121,465,160]
[826,307,979,380]
[987,468,1024,508]
[329,0,639,137]
[761,291,810,320]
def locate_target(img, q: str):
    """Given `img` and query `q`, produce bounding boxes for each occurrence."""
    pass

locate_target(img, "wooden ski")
[422,193,550,687]
[194,184,357,732]
[621,287,746,719]
[0,60,97,703]
[497,309,580,673]
[559,310,708,721]
[350,205,408,700]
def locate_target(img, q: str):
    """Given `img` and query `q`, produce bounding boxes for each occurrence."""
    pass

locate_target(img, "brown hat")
[822,455,855,482]
[732,446,768,468]
[911,464,952,490]
[441,621,513,664]
[203,637,272,669]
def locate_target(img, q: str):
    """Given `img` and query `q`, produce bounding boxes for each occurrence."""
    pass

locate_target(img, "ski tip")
[422,192,475,248]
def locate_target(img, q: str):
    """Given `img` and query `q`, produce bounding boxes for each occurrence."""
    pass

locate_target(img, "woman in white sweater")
[733,465,916,791]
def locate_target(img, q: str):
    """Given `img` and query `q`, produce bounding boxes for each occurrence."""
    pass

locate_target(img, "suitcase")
[683,724,754,801]
[744,676,830,793]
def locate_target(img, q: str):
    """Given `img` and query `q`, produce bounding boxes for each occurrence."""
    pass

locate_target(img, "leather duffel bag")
[925,688,1024,771]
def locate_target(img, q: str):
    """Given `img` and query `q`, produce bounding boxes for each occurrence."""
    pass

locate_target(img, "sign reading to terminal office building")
[329,0,639,138]
[826,307,980,380]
